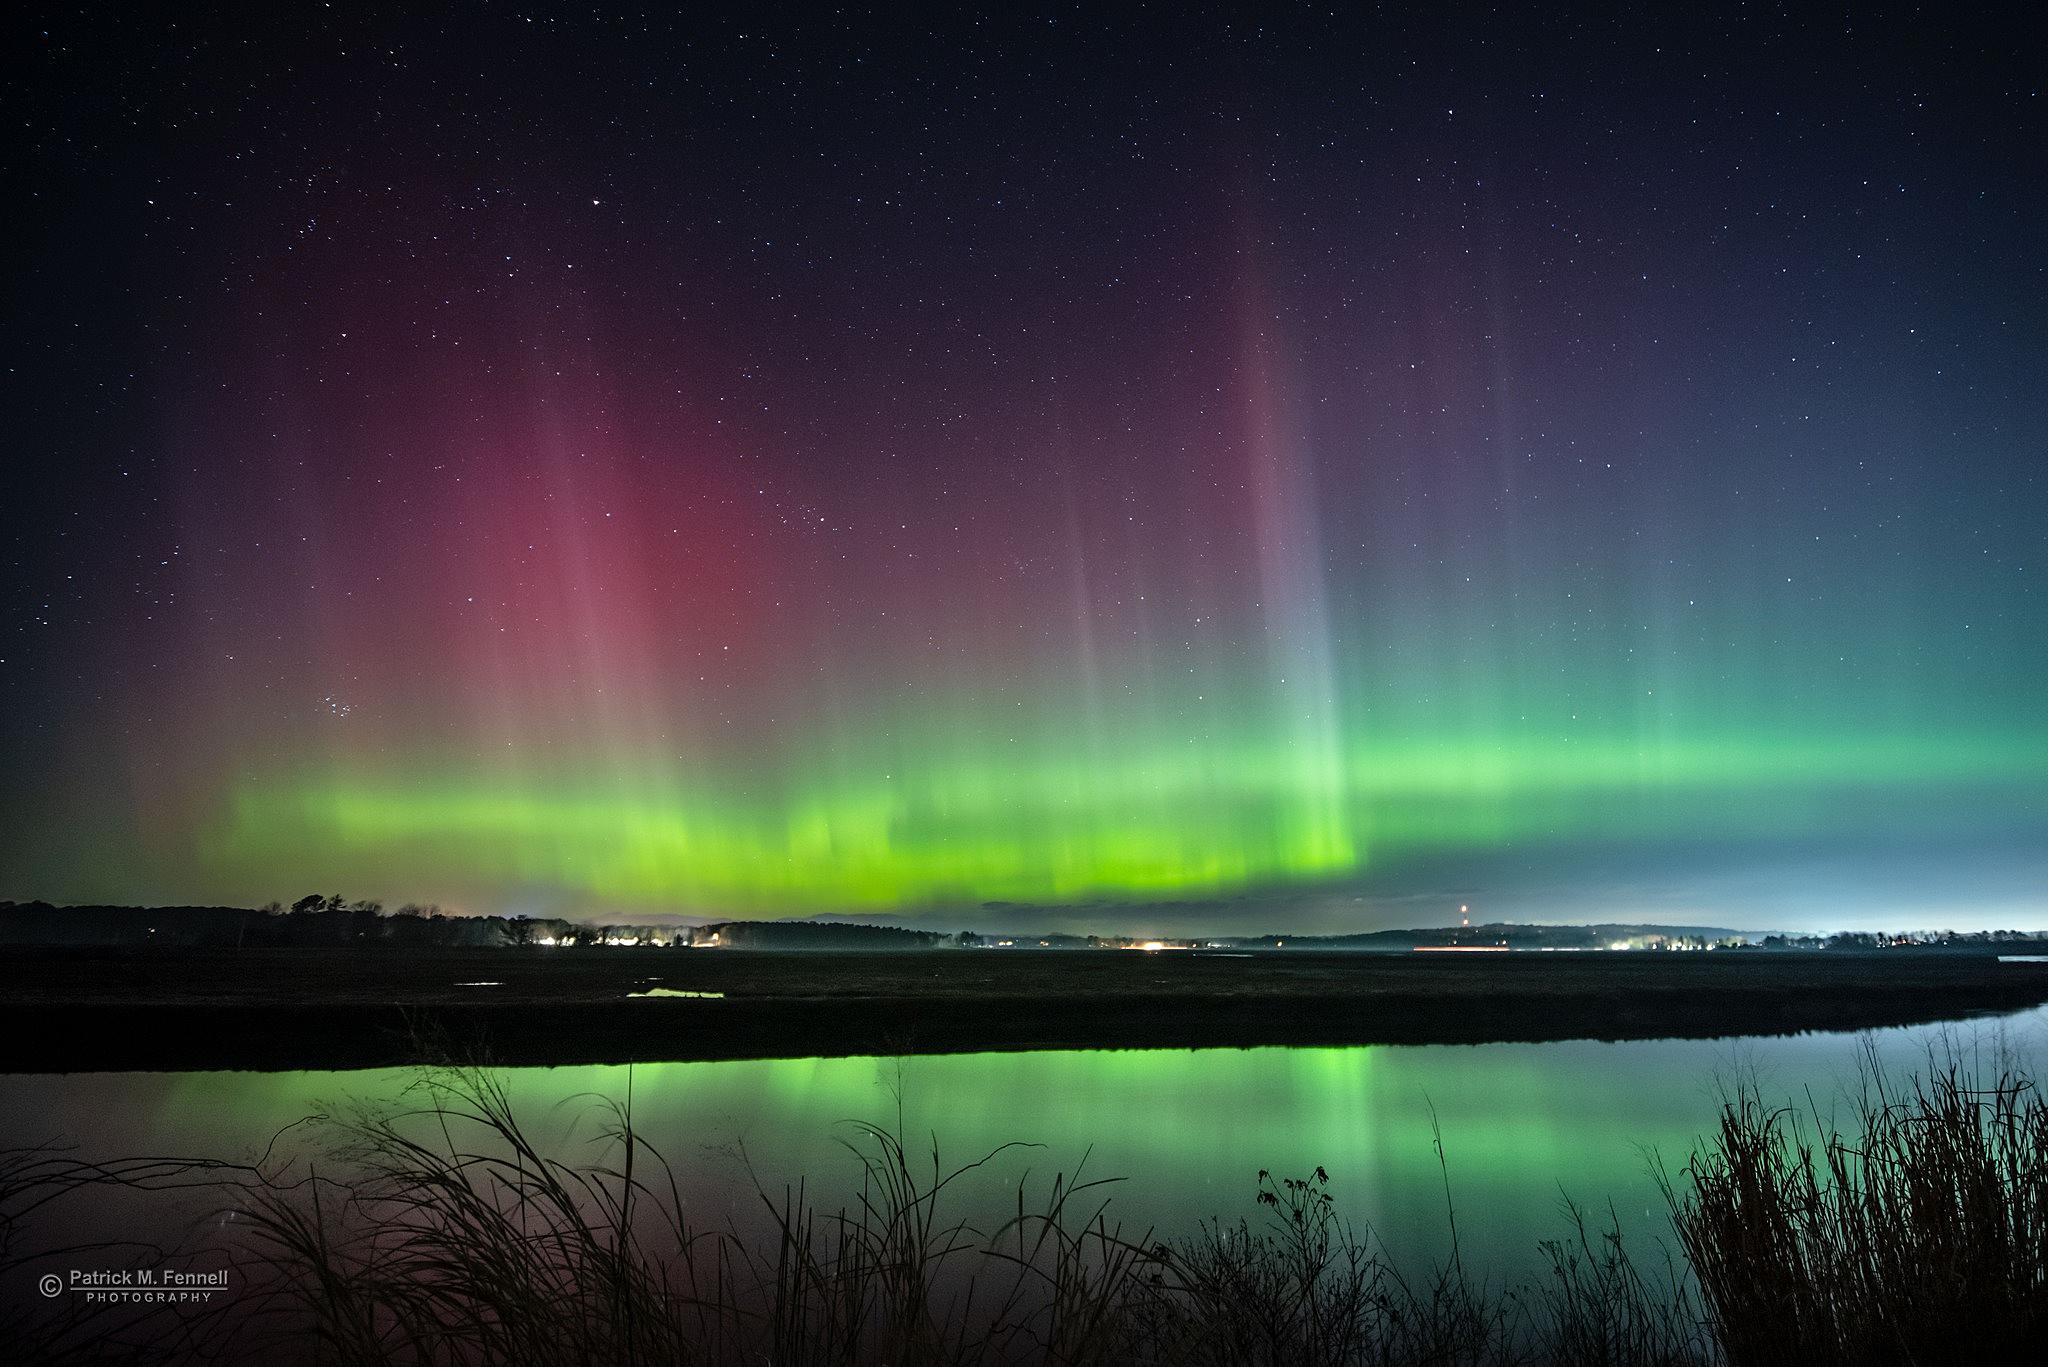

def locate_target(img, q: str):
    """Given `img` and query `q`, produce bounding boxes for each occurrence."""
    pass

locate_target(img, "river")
[9,1005,2045,1294]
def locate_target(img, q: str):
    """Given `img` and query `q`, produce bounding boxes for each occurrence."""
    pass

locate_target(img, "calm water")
[10,1008,2048,1287]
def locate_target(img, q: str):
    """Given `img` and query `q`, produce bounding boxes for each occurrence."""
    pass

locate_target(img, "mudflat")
[3,947,2044,1072]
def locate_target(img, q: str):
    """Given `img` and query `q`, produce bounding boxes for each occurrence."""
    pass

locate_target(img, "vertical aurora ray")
[1239,284,1354,880]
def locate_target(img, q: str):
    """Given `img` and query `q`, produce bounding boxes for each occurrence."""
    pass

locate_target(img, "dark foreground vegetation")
[4,946,2048,1071]
[4,1050,2045,1365]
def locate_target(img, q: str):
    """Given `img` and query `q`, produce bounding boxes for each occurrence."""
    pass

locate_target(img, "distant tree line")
[1758,930,2048,950]
[0,899,576,949]
[0,900,949,950]
[686,920,946,950]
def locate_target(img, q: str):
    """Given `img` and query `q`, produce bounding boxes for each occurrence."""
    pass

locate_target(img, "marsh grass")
[220,1066,1174,1366]
[1532,1201,1708,1367]
[236,1069,721,1364]
[1672,1049,2048,1366]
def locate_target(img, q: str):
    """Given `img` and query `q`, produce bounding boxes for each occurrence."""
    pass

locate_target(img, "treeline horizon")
[3,897,2046,952]
[0,898,940,950]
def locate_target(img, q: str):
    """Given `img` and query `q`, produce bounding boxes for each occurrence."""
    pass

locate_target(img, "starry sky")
[4,6,2043,931]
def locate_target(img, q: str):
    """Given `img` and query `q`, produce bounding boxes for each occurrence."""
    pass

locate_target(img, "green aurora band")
[216,727,2048,911]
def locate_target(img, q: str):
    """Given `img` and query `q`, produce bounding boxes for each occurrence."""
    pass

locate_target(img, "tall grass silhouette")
[1672,1050,2048,1366]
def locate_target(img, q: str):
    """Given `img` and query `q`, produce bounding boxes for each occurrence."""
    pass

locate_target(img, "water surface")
[10,1008,2045,1285]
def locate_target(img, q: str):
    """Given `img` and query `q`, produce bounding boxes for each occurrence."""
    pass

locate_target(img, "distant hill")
[1237,922,1748,951]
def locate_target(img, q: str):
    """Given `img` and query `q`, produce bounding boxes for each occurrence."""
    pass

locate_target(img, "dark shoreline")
[4,947,2047,1072]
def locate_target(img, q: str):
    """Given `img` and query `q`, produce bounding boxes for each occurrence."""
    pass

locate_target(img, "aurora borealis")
[5,7,2044,928]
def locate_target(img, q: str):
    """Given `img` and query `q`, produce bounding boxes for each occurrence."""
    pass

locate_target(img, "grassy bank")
[6,1049,2046,1364]
[6,948,2048,1070]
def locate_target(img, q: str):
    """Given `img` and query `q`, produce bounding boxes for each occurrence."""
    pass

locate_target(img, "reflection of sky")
[10,1010,2045,1285]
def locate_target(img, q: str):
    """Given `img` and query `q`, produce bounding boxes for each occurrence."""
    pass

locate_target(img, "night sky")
[5,6,2043,930]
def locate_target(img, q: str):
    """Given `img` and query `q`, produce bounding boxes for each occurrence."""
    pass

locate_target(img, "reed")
[1672,1051,2048,1366]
